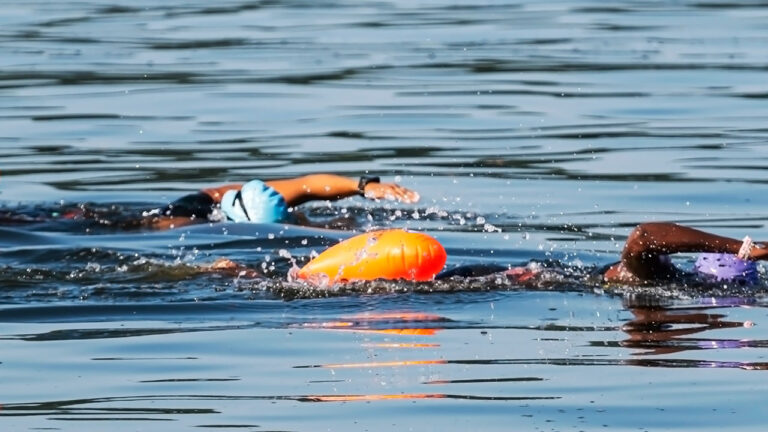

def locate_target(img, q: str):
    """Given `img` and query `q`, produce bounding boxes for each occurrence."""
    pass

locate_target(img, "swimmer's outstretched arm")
[266,174,419,207]
[608,222,768,281]
[202,174,419,207]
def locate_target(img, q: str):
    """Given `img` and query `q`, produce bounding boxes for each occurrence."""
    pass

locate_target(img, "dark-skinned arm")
[605,222,768,282]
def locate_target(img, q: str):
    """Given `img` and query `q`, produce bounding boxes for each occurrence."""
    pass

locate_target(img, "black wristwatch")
[357,175,380,195]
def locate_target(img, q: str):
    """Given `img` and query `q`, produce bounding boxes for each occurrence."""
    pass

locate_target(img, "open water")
[2,1,768,431]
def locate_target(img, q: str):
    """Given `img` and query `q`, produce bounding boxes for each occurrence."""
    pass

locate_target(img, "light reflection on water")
[3,0,768,430]
[2,294,768,430]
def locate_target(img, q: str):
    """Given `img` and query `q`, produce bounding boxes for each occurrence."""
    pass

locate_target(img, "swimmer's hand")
[738,236,768,261]
[211,258,239,270]
[208,258,261,278]
[748,243,768,261]
[363,182,420,203]
[505,267,540,283]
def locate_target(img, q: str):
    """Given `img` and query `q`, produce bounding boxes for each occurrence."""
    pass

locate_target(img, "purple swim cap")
[694,253,759,285]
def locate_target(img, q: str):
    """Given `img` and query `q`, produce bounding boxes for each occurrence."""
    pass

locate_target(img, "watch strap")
[357,176,380,195]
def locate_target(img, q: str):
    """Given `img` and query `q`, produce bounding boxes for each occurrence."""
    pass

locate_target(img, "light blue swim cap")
[221,179,289,223]
[694,253,759,285]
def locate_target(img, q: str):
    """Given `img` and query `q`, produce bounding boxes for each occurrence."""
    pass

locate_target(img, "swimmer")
[0,174,417,231]
[452,222,768,286]
[143,174,418,229]
[602,222,768,284]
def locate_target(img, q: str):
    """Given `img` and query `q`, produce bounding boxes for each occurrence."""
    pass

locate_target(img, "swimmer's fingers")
[211,258,239,270]
[364,182,420,203]
[750,243,768,261]
[505,267,539,283]
[209,258,262,278]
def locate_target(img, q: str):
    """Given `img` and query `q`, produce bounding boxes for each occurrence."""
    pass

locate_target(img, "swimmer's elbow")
[623,222,672,257]
[623,224,647,258]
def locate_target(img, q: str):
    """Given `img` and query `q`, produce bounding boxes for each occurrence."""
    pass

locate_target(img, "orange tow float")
[296,229,446,285]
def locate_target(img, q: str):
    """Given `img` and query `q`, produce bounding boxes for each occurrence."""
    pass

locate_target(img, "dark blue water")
[3,1,768,430]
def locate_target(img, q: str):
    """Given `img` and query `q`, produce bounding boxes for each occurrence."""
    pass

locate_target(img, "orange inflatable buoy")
[297,229,446,285]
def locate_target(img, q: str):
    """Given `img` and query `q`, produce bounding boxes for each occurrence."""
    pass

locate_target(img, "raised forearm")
[623,222,743,258]
[202,174,418,209]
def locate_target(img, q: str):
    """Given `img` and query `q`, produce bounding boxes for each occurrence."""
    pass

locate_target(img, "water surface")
[2,1,768,430]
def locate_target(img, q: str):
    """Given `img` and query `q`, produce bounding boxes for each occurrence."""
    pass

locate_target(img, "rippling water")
[3,1,768,431]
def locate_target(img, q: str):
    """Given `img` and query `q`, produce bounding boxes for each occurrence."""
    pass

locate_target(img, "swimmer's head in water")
[694,253,759,285]
[221,179,289,223]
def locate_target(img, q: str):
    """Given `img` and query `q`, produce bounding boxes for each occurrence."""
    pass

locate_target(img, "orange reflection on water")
[361,342,440,348]
[302,323,441,337]
[319,359,447,369]
[301,310,445,340]
[363,328,438,336]
[345,312,445,321]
